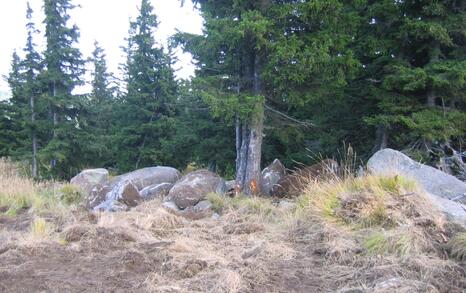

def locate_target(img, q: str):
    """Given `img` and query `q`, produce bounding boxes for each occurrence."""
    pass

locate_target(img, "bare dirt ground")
[1,197,465,293]
[0,200,325,293]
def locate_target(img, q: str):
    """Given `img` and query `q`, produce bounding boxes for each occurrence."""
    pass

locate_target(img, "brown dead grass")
[1,158,465,292]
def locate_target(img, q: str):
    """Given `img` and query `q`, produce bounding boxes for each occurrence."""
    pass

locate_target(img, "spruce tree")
[5,52,27,158]
[359,0,466,159]
[22,2,43,177]
[82,41,115,168]
[41,0,85,178]
[176,0,359,194]
[117,0,177,171]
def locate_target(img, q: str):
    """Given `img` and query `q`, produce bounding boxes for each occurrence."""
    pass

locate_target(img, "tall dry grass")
[0,158,77,217]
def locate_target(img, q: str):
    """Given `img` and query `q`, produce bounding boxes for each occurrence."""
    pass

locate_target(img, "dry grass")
[449,232,466,260]
[0,158,77,216]
[1,157,465,292]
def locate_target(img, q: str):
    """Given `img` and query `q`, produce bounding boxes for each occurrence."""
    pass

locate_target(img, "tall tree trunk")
[372,124,388,153]
[30,94,37,178]
[235,52,263,196]
[427,89,436,107]
[135,113,155,169]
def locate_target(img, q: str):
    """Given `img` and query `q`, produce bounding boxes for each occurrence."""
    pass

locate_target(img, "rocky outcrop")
[271,159,339,197]
[77,166,181,212]
[367,148,466,225]
[260,159,286,196]
[70,168,109,195]
[168,169,226,209]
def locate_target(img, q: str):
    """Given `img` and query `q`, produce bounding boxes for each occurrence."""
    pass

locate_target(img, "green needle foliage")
[0,0,464,180]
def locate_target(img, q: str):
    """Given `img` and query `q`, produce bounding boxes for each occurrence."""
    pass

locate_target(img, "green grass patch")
[206,193,274,216]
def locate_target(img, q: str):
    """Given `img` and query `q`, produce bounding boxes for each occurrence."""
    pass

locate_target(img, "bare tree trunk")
[372,124,388,153]
[235,52,263,196]
[30,94,38,178]
[52,81,58,129]
[236,120,249,188]
[135,114,155,170]
[427,89,436,107]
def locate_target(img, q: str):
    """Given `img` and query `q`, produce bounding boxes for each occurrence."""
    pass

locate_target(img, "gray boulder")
[70,168,109,195]
[112,166,181,191]
[168,169,226,209]
[367,149,466,225]
[93,181,141,212]
[86,184,112,209]
[260,159,286,196]
[140,183,173,200]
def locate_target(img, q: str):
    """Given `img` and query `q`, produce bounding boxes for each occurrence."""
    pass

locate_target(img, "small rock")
[260,159,286,196]
[278,200,296,210]
[181,200,213,220]
[94,200,129,212]
[162,201,181,213]
[140,182,173,200]
[241,246,263,259]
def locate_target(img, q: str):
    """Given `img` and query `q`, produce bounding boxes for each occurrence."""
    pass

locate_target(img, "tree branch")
[264,104,315,128]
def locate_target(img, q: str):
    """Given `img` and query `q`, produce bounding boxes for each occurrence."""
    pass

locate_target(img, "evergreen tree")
[5,52,27,158]
[359,0,466,159]
[41,0,85,178]
[0,99,19,158]
[22,2,44,177]
[168,80,236,176]
[176,0,359,194]
[116,0,177,172]
[80,41,115,168]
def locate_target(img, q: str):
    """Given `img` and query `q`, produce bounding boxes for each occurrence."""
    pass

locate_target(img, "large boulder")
[70,168,109,195]
[271,159,339,197]
[85,184,112,209]
[93,181,141,212]
[367,148,466,225]
[168,169,226,209]
[112,167,181,191]
[260,159,286,196]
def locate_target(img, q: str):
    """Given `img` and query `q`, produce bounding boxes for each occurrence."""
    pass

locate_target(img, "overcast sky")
[0,0,203,96]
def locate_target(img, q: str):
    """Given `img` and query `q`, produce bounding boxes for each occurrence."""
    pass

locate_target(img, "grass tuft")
[59,184,83,205]
[207,193,274,217]
[30,217,54,239]
[449,233,466,260]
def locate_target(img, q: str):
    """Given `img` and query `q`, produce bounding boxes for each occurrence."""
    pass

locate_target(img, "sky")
[0,0,203,97]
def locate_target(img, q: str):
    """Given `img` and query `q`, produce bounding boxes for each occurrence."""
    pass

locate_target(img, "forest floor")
[1,160,466,292]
